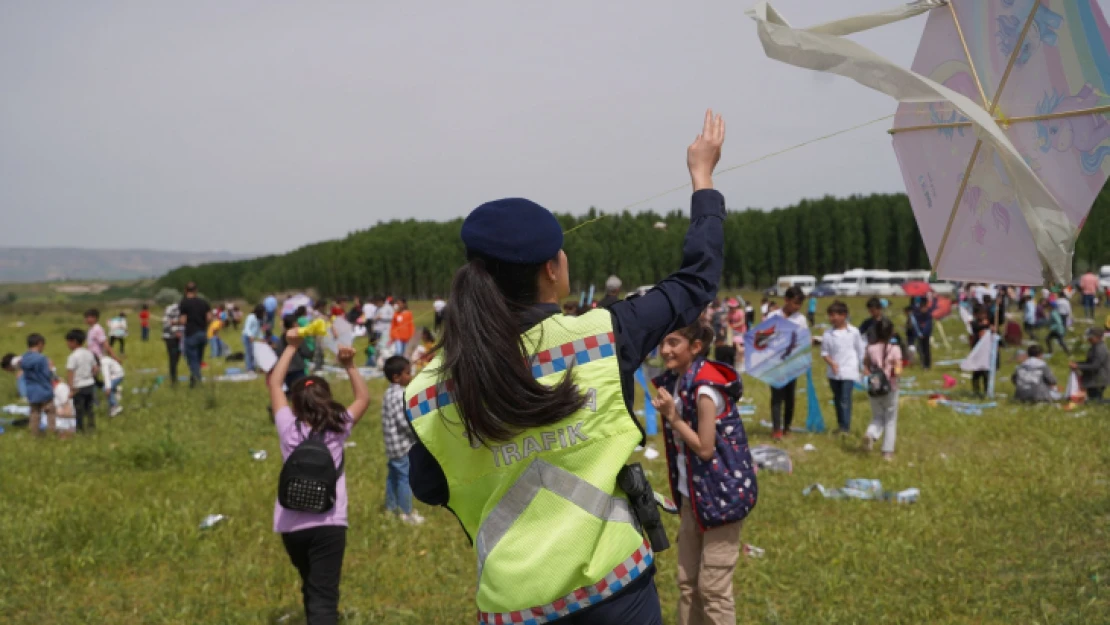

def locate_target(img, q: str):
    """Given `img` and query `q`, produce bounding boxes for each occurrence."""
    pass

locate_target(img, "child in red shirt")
[139,304,151,342]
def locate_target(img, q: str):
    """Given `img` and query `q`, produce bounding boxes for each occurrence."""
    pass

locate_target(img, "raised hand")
[653,388,678,424]
[687,109,725,191]
[284,328,304,348]
[337,347,356,369]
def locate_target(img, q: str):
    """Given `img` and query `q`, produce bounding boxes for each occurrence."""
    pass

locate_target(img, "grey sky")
[2,1,1106,255]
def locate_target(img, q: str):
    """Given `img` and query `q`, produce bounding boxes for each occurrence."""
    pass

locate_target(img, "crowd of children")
[2,308,130,436]
[9,282,1110,625]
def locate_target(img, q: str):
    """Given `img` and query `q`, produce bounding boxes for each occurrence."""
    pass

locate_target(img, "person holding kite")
[765,286,809,439]
[405,110,727,625]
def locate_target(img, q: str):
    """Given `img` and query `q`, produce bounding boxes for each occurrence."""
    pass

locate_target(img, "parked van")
[891,270,930,286]
[861,270,896,296]
[775,275,816,296]
[812,274,842,297]
[834,269,896,297]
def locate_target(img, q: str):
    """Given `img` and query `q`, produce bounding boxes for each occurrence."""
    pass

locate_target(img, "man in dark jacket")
[1072,327,1110,400]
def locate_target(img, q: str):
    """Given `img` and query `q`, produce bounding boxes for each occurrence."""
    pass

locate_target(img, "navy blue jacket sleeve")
[610,189,726,374]
[409,441,449,506]
[409,189,726,509]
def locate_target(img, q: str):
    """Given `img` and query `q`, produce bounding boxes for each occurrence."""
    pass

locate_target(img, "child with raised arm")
[269,331,370,625]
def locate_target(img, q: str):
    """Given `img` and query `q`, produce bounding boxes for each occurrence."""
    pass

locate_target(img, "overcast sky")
[3,0,1107,255]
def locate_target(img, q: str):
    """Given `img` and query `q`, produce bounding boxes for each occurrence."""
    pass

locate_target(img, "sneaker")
[401,512,425,526]
[882,452,894,462]
[863,436,874,451]
[772,430,783,441]
[782,429,792,437]
[109,406,123,417]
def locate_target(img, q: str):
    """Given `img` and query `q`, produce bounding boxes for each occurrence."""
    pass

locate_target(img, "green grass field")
[0,298,1107,624]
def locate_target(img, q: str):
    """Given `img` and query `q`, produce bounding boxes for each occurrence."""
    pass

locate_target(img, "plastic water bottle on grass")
[198,514,226,529]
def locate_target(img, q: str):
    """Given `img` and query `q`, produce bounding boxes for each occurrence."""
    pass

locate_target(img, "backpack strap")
[298,421,346,477]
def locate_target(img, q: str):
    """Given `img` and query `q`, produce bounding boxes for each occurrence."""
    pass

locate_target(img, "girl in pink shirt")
[269,331,370,624]
[863,318,902,461]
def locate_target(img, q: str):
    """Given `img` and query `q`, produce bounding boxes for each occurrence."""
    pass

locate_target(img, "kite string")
[565,113,895,235]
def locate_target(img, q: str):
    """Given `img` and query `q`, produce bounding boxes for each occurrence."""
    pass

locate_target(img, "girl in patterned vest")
[653,320,757,625]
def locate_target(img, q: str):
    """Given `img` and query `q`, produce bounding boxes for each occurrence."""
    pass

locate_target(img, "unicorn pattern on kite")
[1035,85,1110,175]
[927,67,977,138]
[997,0,1062,66]
[961,146,1019,247]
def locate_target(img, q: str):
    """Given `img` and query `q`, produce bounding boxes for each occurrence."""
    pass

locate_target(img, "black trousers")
[1046,331,1070,355]
[971,371,989,396]
[917,336,932,369]
[282,525,347,625]
[557,566,662,624]
[165,338,181,384]
[73,386,96,431]
[1088,387,1105,401]
[771,379,797,431]
[109,336,125,355]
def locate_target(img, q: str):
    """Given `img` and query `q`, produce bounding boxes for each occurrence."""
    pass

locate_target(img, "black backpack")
[278,424,344,513]
[867,345,892,398]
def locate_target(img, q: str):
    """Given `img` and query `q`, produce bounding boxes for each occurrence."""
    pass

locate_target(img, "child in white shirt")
[65,329,99,432]
[821,300,865,434]
[101,356,126,417]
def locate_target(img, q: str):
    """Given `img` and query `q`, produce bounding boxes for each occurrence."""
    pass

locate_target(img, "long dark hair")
[440,253,585,445]
[289,376,348,434]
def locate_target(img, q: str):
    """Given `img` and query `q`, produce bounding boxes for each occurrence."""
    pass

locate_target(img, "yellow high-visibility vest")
[407,310,651,624]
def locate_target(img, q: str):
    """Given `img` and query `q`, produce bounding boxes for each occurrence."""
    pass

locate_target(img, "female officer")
[406,110,726,624]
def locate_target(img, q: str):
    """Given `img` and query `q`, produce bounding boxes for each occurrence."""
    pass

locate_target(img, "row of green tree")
[159,190,1110,300]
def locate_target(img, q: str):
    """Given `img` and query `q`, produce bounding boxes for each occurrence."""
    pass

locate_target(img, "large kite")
[750,0,1110,286]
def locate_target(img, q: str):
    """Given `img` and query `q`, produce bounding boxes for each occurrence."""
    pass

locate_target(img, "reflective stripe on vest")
[407,311,645,617]
[475,459,636,582]
[477,539,653,625]
[407,331,616,421]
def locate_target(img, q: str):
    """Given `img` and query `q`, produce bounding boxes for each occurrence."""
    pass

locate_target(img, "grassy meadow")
[0,297,1107,624]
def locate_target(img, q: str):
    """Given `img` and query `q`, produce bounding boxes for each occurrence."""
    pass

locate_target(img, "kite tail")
[1081,146,1110,175]
[805,370,826,434]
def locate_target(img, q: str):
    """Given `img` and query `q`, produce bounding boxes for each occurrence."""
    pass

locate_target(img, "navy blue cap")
[461,198,563,264]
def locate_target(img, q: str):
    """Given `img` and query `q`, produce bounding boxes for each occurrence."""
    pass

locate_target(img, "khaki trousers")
[29,401,57,435]
[677,501,741,625]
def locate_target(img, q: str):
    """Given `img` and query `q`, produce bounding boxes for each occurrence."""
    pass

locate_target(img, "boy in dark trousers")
[65,329,98,432]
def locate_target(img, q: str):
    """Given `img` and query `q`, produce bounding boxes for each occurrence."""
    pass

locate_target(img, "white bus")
[774,275,817,296]
[834,269,896,297]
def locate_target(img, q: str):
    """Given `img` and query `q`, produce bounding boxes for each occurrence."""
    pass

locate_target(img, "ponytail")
[440,255,585,445]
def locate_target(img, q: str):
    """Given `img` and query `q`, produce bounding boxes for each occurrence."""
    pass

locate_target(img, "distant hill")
[0,247,251,283]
